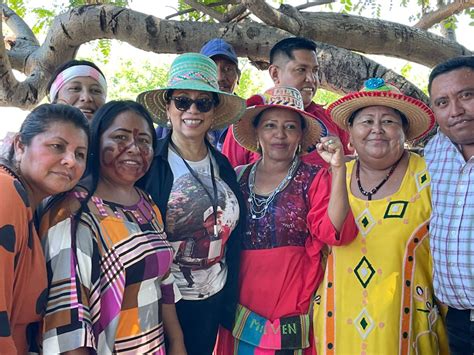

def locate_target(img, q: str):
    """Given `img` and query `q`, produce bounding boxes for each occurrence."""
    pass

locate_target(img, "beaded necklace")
[355,154,404,200]
[248,156,300,219]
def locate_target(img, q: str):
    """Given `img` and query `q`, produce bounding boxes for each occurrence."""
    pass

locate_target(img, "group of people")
[0,35,472,355]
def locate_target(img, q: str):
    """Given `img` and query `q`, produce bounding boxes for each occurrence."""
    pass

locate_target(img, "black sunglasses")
[170,96,215,113]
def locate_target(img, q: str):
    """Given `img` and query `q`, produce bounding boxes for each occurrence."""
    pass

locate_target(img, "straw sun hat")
[137,53,246,130]
[327,78,435,141]
[233,86,324,154]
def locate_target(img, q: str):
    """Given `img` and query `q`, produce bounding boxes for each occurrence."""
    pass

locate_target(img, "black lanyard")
[169,140,219,237]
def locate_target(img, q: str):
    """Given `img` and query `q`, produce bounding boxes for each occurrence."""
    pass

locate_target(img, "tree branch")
[0,6,41,109]
[1,4,39,70]
[182,0,226,22]
[242,0,301,33]
[296,0,336,11]
[0,4,467,109]
[1,4,38,44]
[0,7,18,92]
[250,8,471,67]
[166,0,240,20]
[223,4,247,22]
[414,0,474,30]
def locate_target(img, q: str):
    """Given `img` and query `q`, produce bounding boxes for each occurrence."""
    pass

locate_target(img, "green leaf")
[234,60,267,99]
[314,89,341,108]
[400,63,412,77]
[5,0,26,17]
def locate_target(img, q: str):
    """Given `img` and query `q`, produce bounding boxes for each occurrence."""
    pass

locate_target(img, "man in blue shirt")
[425,55,474,355]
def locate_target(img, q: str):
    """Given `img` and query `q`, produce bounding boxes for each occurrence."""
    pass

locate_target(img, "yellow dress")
[313,153,449,355]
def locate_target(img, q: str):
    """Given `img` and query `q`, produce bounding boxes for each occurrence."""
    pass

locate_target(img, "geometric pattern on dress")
[383,201,409,219]
[355,208,376,237]
[415,168,430,193]
[354,256,376,289]
[353,308,375,340]
[42,191,175,354]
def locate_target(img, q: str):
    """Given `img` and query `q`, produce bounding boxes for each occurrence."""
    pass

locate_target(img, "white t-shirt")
[166,148,239,299]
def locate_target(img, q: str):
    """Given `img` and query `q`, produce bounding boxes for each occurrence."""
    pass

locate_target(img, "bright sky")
[0,0,473,138]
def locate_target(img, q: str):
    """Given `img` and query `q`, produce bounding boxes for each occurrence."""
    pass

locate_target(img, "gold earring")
[14,155,21,173]
[296,144,302,156]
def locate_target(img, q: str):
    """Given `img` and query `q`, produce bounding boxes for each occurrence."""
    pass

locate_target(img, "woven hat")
[137,53,246,129]
[327,78,435,141]
[233,86,324,154]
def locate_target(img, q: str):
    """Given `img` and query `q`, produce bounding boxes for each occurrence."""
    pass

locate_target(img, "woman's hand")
[162,303,187,355]
[316,136,345,169]
[316,136,350,233]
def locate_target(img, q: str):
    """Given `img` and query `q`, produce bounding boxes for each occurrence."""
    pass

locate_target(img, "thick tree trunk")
[242,0,471,67]
[1,3,470,109]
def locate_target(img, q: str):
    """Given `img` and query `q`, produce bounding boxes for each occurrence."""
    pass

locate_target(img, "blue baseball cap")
[200,38,239,66]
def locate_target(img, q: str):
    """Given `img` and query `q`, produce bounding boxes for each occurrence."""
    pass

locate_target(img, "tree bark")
[415,0,474,30]
[0,3,469,109]
[243,0,472,67]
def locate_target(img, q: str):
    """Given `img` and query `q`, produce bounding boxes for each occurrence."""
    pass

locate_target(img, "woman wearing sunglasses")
[137,53,246,355]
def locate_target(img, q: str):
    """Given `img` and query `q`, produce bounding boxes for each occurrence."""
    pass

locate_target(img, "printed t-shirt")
[166,148,240,299]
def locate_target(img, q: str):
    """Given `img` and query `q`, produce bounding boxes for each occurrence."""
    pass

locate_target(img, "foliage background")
[0,0,472,135]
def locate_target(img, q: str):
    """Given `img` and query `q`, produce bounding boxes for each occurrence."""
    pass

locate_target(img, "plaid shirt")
[425,131,474,310]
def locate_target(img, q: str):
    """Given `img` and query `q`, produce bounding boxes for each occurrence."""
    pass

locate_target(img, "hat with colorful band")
[136,53,246,129]
[233,86,324,154]
[327,78,435,141]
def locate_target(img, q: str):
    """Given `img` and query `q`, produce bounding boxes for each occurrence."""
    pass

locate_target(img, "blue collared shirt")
[425,131,474,309]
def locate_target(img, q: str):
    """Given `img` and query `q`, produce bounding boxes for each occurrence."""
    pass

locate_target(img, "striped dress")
[40,188,178,354]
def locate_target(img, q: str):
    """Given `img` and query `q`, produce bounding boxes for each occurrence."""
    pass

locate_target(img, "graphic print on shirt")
[166,152,239,294]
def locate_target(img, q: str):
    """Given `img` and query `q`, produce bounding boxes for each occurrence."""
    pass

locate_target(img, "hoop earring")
[295,144,302,156]
[14,155,21,173]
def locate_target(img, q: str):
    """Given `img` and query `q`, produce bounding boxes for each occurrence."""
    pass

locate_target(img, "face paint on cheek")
[101,146,117,166]
[132,128,153,175]
[101,139,132,172]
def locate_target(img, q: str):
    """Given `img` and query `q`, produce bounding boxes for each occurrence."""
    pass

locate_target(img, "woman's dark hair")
[348,107,409,133]
[47,59,105,103]
[73,100,157,225]
[428,55,474,94]
[1,104,89,172]
[270,37,317,65]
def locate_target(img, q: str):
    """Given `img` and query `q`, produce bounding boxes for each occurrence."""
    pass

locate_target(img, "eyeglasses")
[170,96,215,113]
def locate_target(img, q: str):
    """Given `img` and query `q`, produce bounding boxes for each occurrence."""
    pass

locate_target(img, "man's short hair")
[428,56,474,94]
[270,37,317,64]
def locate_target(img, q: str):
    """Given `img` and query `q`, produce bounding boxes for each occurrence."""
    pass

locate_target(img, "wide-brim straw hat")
[137,53,246,130]
[233,86,323,154]
[327,78,435,141]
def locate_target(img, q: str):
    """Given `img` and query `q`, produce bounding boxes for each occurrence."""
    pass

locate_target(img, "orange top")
[0,166,48,354]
